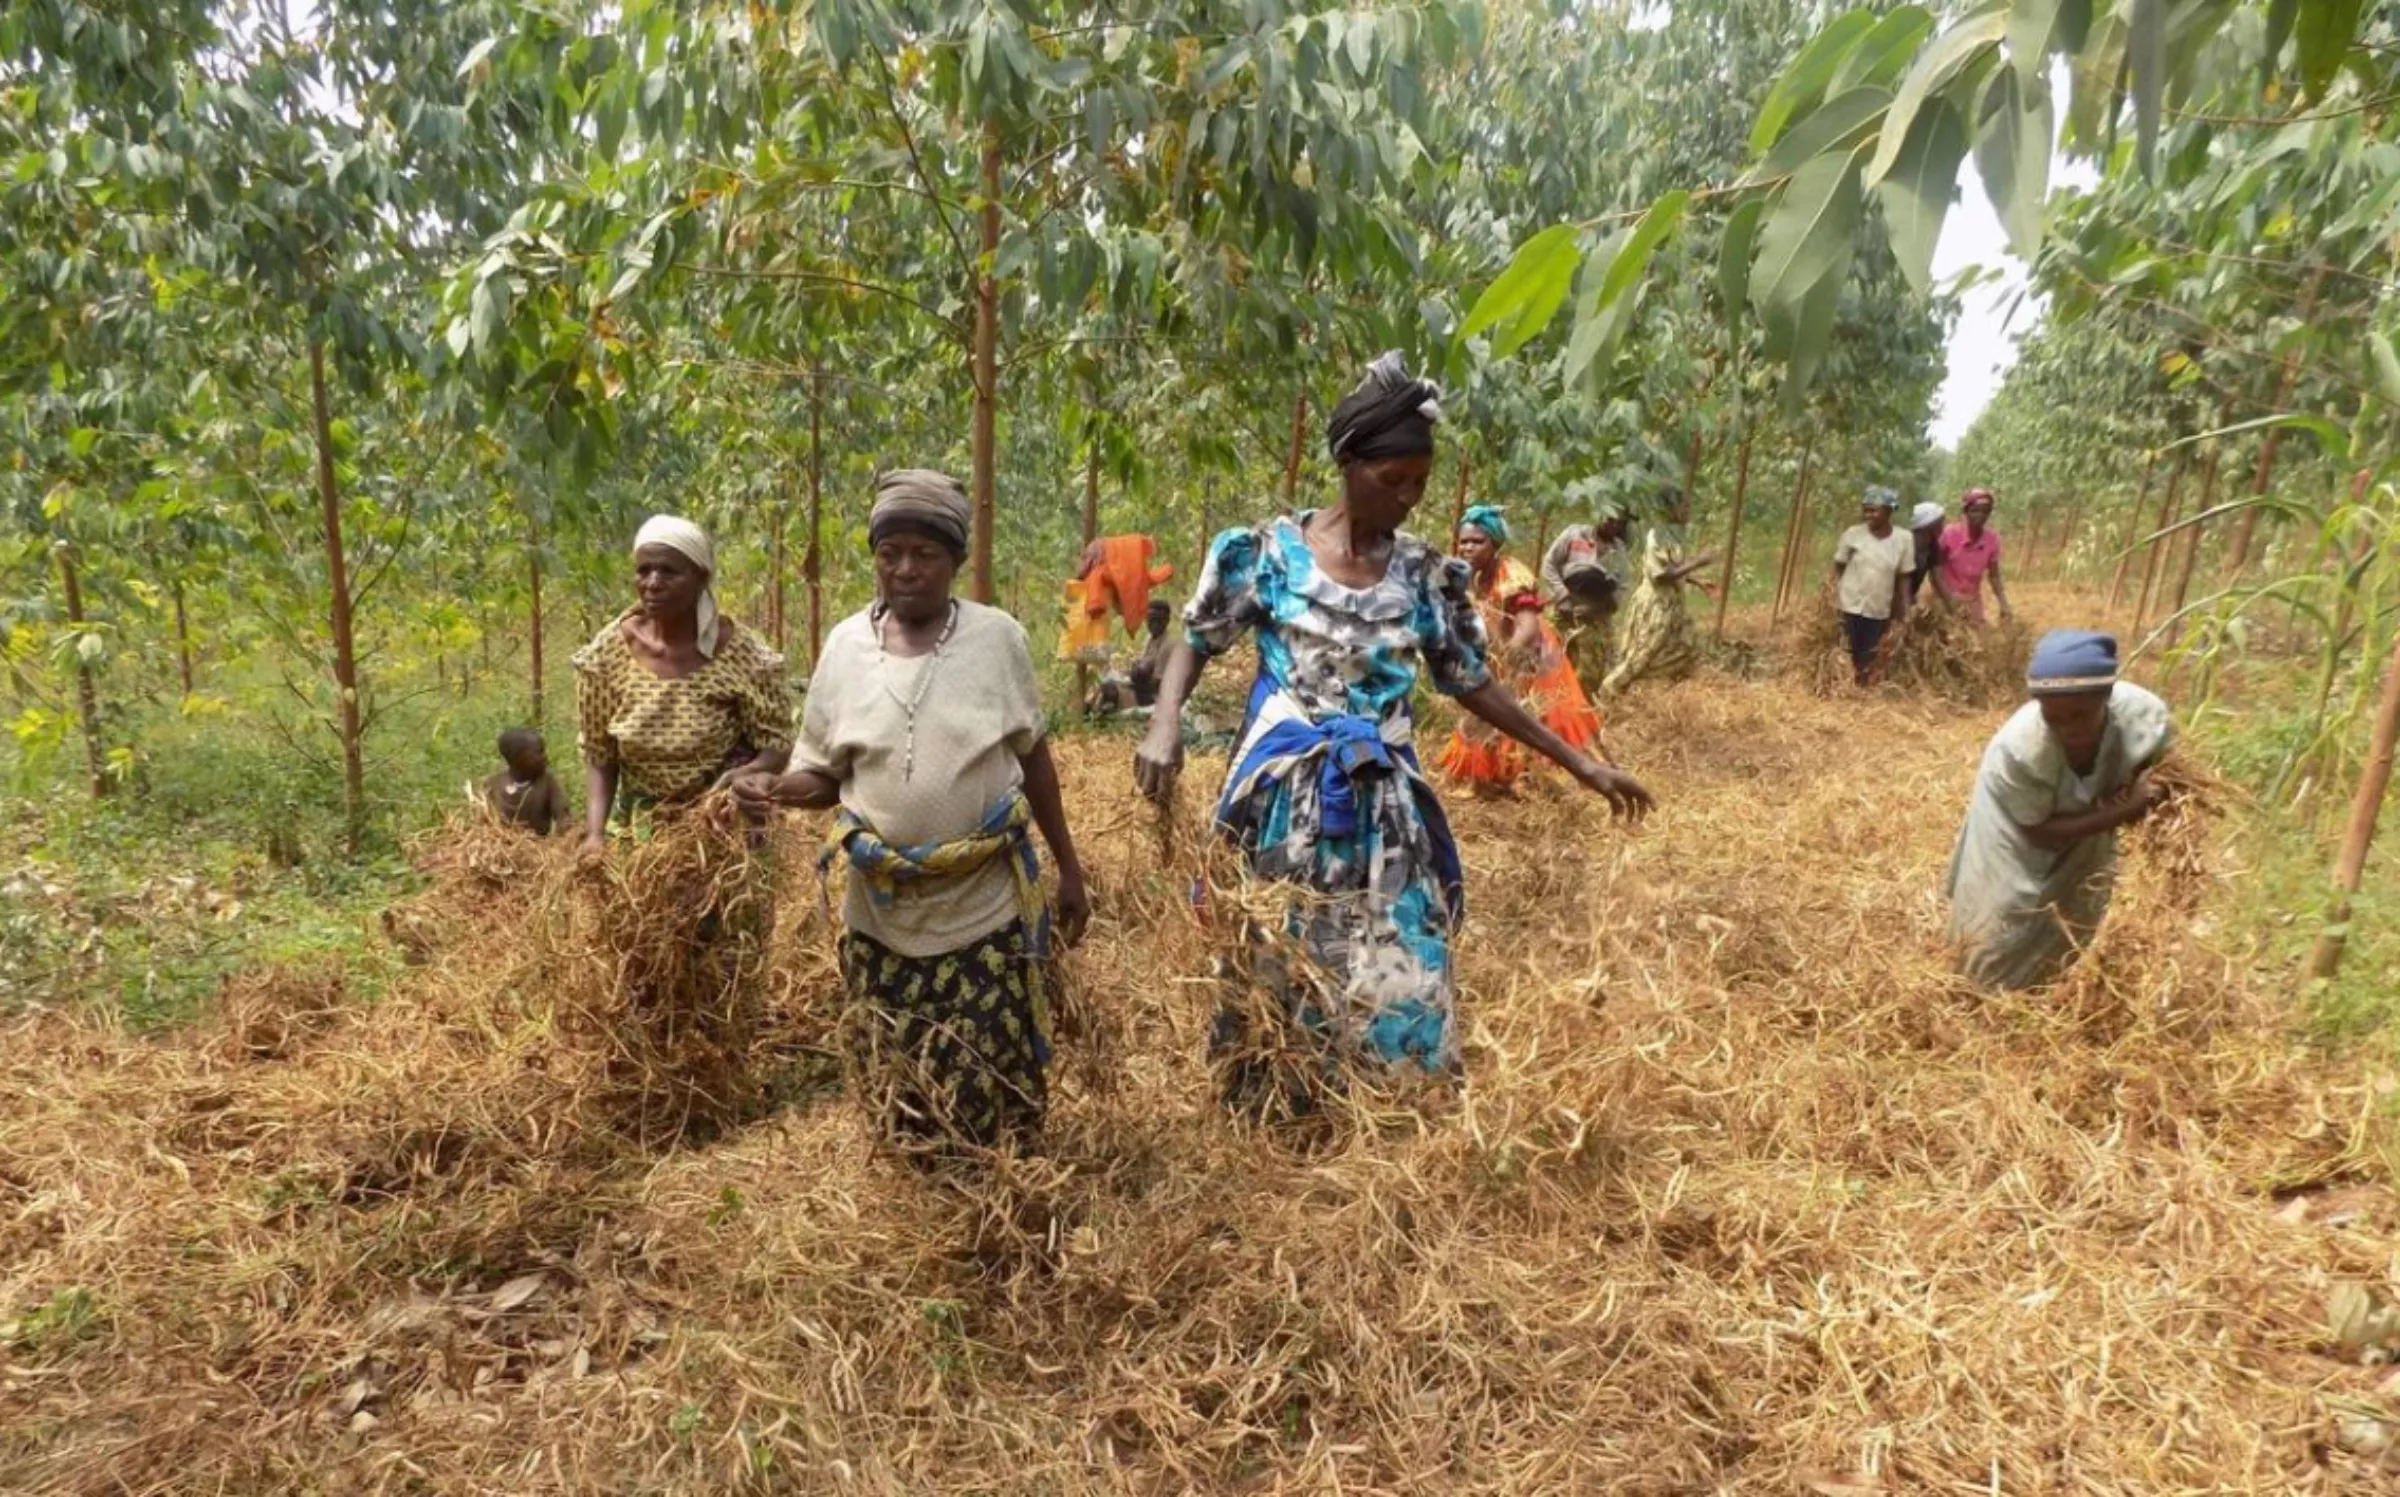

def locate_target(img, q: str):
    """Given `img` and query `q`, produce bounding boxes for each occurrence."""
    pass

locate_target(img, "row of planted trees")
[17,0,2396,991]
[3,0,1953,853]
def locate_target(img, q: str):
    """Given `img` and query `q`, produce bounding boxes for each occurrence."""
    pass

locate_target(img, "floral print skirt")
[841,919,1048,1157]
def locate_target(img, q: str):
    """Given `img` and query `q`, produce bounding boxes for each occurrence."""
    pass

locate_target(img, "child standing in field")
[481,727,566,835]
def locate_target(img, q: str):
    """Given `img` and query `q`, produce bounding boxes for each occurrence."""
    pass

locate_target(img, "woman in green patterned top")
[575,515,792,854]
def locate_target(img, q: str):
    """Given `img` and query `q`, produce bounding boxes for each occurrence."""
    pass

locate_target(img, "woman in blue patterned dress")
[1134,354,1653,1106]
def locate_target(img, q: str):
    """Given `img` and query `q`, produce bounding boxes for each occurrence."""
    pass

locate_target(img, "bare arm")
[1502,605,1543,655]
[1133,640,1207,802]
[1987,559,2013,617]
[2021,771,2162,851]
[582,762,617,851]
[1018,738,1090,946]
[739,765,841,812]
[1662,552,1720,585]
[1457,679,1652,819]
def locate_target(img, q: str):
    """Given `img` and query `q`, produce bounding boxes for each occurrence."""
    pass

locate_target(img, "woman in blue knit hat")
[1943,630,2173,990]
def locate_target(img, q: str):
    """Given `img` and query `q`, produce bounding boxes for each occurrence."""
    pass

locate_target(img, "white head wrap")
[632,514,720,659]
[1910,501,1946,530]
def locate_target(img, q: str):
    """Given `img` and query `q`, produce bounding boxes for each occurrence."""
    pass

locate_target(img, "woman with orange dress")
[1438,505,1605,790]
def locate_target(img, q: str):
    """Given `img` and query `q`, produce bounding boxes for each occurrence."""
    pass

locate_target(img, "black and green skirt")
[840,919,1049,1156]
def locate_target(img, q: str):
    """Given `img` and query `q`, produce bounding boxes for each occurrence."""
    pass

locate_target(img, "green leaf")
[470,278,499,351]
[2295,0,2365,102]
[2261,0,2299,84]
[1750,9,1879,157]
[1598,190,1689,310]
[2127,0,2164,170]
[1866,5,2005,185]
[1830,7,1934,94]
[456,34,501,79]
[1876,99,1968,293]
[1718,198,1764,345]
[1972,66,2049,257]
[1781,272,1844,414]
[1749,150,1863,323]
[2371,331,2400,409]
[1459,223,1582,359]
[1561,230,1624,384]
[1764,86,1892,177]
[2006,0,2088,81]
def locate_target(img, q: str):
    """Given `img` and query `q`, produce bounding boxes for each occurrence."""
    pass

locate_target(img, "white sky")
[1926,77,2099,450]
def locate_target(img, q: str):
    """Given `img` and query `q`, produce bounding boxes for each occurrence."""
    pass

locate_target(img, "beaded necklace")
[872,599,960,780]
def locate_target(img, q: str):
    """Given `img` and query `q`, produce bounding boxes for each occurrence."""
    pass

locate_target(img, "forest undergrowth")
[7,589,2400,1492]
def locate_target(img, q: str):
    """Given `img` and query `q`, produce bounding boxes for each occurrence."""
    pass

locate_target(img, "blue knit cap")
[2027,629,2118,695]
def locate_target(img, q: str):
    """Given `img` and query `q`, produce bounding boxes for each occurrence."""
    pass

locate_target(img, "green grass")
[0,651,536,1023]
[2179,653,2400,1054]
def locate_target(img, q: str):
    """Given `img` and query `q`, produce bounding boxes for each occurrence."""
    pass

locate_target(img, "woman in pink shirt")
[1937,488,2014,626]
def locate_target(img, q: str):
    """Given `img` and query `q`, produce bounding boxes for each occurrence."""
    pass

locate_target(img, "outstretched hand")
[1573,757,1655,822]
[1133,721,1183,805]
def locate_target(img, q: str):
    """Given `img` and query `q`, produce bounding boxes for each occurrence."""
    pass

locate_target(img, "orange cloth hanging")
[1058,578,1113,662]
[1080,534,1174,635]
[1439,555,1605,790]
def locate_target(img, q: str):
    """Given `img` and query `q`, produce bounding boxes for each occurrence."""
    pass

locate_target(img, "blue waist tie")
[1218,672,1464,923]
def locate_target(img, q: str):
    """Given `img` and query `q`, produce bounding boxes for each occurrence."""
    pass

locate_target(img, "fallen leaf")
[2278,1196,2311,1225]
[337,1377,375,1416]
[489,1273,546,1312]
[347,1410,379,1435]
[2336,1415,2395,1458]
[1801,1471,1886,1496]
[572,1346,591,1378]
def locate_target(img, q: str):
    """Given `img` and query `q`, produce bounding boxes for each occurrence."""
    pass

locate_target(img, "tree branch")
[870,47,977,276]
[682,263,965,334]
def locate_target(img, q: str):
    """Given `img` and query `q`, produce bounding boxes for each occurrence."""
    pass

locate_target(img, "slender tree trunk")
[2109,454,2155,611]
[1282,389,1308,503]
[806,370,825,665]
[2169,421,2229,623]
[1714,428,1754,642]
[1679,425,1703,527]
[54,541,106,797]
[1450,450,1471,537]
[1199,473,1216,562]
[2227,268,2322,579]
[1771,430,1818,624]
[309,338,367,854]
[2132,452,2187,639]
[2309,625,2400,980]
[526,512,544,727]
[767,500,787,652]
[1075,432,1101,707]
[171,574,194,701]
[969,122,1002,605]
[2055,490,2087,582]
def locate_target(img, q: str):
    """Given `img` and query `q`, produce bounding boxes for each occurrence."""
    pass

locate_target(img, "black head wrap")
[1325,351,1442,464]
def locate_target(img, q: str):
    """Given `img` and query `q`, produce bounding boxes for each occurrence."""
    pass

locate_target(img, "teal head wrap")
[1459,503,1510,547]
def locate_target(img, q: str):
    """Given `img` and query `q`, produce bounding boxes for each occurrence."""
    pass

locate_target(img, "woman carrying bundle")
[575,515,793,852]
[1601,532,1719,695]
[1944,630,2171,990]
[1133,353,1654,1106]
[737,471,1090,1159]
[1437,504,1607,790]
